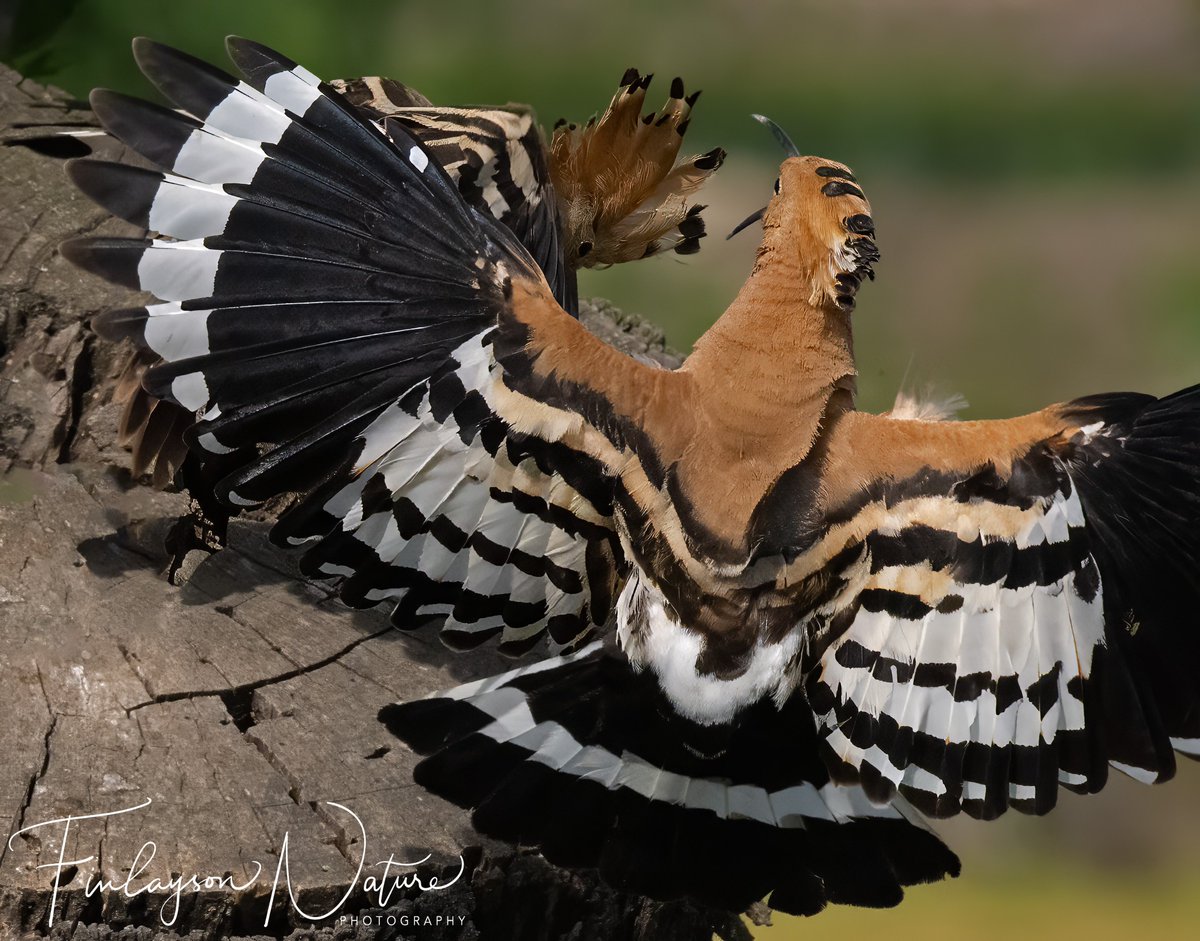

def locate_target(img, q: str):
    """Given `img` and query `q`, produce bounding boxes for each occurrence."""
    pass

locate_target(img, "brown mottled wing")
[788,401,1200,820]
[113,347,191,488]
[328,76,433,111]
[330,78,570,310]
[339,70,729,275]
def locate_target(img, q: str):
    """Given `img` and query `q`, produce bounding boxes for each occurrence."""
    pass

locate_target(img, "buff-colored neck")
[683,219,858,448]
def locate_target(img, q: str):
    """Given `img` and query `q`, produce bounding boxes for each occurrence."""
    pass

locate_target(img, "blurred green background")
[4,0,1199,937]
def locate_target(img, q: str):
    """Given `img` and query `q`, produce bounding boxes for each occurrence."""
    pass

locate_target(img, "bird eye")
[773,178,781,195]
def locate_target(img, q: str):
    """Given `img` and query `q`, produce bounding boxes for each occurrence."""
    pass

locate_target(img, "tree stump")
[0,63,748,941]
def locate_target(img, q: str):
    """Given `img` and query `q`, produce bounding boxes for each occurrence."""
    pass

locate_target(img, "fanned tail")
[381,644,960,915]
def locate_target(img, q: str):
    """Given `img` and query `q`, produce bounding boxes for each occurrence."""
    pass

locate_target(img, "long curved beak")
[727,206,766,240]
[752,113,800,157]
[727,115,801,239]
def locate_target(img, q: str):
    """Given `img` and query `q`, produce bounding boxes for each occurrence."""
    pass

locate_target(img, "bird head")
[730,116,879,312]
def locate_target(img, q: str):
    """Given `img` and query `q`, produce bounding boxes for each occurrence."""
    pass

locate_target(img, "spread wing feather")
[64,37,653,654]
[86,53,726,496]
[803,395,1200,818]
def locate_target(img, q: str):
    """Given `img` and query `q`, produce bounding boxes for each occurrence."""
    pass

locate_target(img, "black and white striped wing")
[101,70,572,495]
[805,395,1200,819]
[807,473,1106,820]
[269,336,624,653]
[63,38,622,654]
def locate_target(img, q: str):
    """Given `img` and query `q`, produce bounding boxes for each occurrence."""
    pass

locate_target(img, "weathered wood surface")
[0,63,748,941]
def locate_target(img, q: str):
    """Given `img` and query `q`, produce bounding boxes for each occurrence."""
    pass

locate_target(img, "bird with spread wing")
[64,38,1200,917]
[100,46,721,574]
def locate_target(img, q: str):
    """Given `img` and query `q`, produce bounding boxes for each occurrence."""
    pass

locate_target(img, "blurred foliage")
[751,864,1200,940]
[0,0,84,77]
[6,0,1200,181]
[7,0,1195,391]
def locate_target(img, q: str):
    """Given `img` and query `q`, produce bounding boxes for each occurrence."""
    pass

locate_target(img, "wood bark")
[0,63,749,941]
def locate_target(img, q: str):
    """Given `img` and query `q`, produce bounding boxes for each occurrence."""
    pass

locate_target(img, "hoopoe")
[65,39,1200,916]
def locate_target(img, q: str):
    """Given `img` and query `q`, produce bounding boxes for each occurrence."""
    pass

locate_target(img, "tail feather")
[381,644,960,914]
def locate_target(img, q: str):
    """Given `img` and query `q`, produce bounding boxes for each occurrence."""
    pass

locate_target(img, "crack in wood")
[218,601,303,672]
[124,625,395,717]
[1,712,57,873]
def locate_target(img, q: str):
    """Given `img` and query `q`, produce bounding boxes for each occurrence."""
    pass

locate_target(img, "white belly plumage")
[616,569,803,725]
